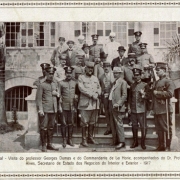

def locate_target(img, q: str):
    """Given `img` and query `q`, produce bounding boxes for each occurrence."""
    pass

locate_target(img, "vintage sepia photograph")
[0,21,180,154]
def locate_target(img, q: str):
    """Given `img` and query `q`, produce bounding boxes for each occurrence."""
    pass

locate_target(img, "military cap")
[132,65,142,75]
[78,35,85,40]
[134,31,142,36]
[64,66,74,73]
[67,40,75,45]
[100,52,107,59]
[86,61,94,67]
[91,34,99,40]
[128,53,136,59]
[40,63,50,70]
[117,46,126,52]
[46,66,56,73]
[59,37,65,41]
[59,53,68,60]
[144,64,150,70]
[103,61,111,67]
[109,32,116,37]
[74,66,84,74]
[82,43,90,50]
[155,62,167,70]
[139,43,147,49]
[113,67,123,73]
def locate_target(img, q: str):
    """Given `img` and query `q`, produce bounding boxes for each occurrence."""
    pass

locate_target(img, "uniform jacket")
[128,41,142,57]
[62,48,77,66]
[152,75,175,114]
[137,53,154,68]
[36,80,58,113]
[110,77,127,112]
[104,41,121,63]
[78,74,101,110]
[50,45,68,66]
[128,81,147,113]
[89,44,104,58]
[111,56,128,70]
[99,71,115,95]
[58,79,78,110]
[123,64,134,86]
[33,76,46,87]
[94,63,104,80]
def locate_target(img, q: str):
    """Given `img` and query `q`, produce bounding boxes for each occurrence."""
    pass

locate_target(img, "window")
[6,22,56,48]
[75,22,133,47]
[5,86,32,111]
[154,22,178,47]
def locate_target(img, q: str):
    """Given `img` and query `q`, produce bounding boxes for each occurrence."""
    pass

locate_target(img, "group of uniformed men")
[35,31,176,152]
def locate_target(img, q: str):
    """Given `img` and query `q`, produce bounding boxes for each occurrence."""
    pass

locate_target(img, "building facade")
[5,22,180,117]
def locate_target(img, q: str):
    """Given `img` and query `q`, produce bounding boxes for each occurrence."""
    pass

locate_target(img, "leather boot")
[40,129,47,152]
[155,131,165,151]
[47,129,59,151]
[88,125,99,145]
[81,127,88,147]
[67,125,74,147]
[61,126,67,148]
[130,127,138,148]
[141,128,146,150]
[165,132,172,152]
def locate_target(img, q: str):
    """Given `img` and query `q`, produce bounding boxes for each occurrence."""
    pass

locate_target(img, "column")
[24,86,40,149]
[171,97,178,150]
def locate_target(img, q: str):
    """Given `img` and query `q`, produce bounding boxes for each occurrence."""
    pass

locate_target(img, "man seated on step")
[128,65,149,150]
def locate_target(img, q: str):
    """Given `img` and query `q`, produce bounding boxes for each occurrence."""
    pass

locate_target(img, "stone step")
[53,133,158,146]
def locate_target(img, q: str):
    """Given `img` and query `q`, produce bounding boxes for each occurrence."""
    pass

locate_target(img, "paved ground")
[0,115,180,152]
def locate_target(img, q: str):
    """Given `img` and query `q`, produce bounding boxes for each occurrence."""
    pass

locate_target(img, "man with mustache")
[78,61,101,147]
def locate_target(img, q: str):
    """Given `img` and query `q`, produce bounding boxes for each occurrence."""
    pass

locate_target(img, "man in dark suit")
[152,62,175,151]
[82,43,94,65]
[62,40,77,66]
[109,67,127,149]
[36,66,59,152]
[111,46,128,70]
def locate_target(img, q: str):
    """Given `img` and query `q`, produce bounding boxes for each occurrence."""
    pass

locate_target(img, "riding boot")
[40,129,47,152]
[61,126,67,148]
[67,125,74,146]
[141,128,146,150]
[47,129,59,150]
[165,132,172,152]
[88,124,99,145]
[81,126,88,147]
[130,127,138,148]
[155,131,165,151]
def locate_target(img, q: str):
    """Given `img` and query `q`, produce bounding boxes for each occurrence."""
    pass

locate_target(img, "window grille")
[5,86,32,111]
[6,22,56,48]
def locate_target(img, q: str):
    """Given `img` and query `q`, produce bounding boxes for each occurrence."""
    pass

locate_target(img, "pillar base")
[171,135,179,151]
[25,131,40,149]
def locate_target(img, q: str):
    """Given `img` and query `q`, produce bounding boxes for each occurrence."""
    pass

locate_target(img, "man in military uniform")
[128,31,142,58]
[78,62,101,147]
[111,46,128,70]
[109,67,127,149]
[36,66,59,152]
[137,43,155,83]
[58,66,78,148]
[128,66,148,150]
[152,62,175,151]
[89,34,104,59]
[33,63,50,86]
[99,62,114,136]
